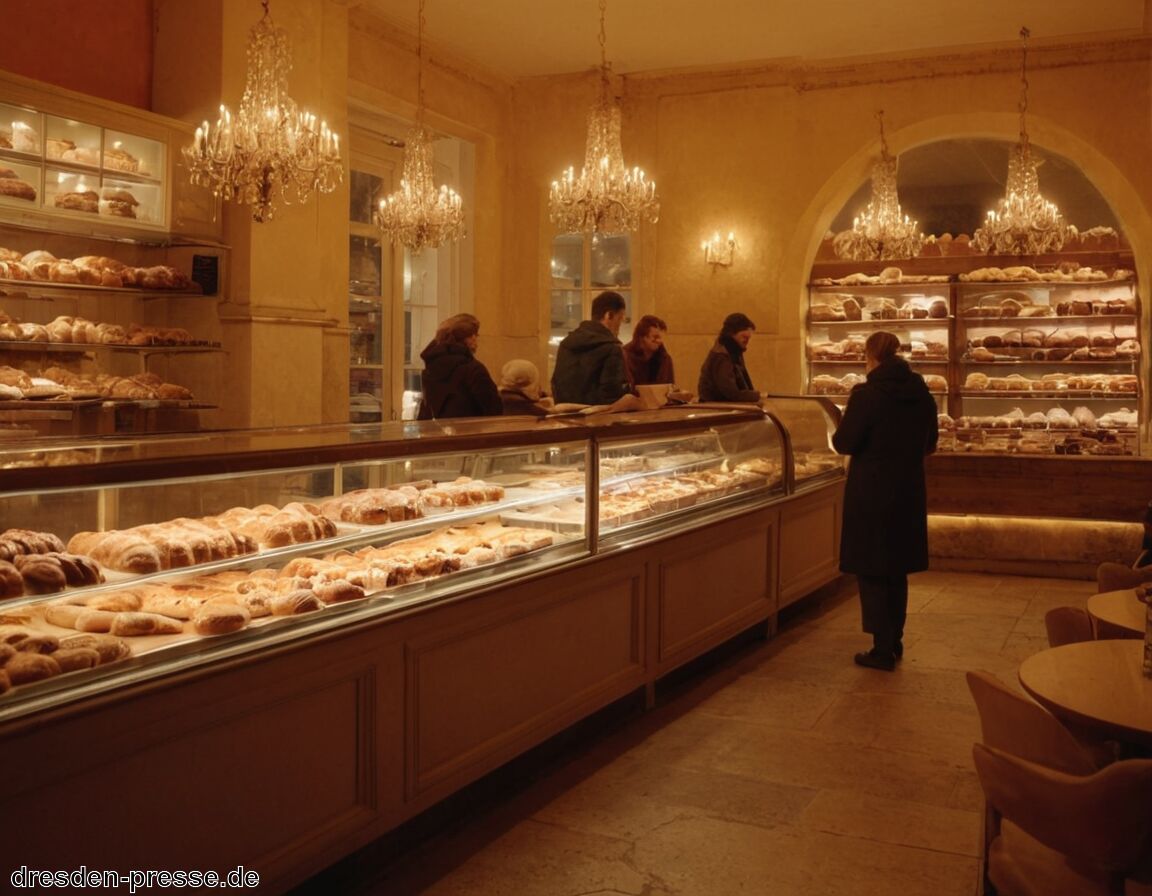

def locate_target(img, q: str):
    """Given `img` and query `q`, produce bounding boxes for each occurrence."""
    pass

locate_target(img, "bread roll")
[4,652,61,685]
[14,634,59,654]
[84,591,142,613]
[14,555,67,594]
[44,603,86,629]
[75,609,118,633]
[59,633,131,664]
[109,612,185,637]
[0,560,23,598]
[270,589,323,615]
[190,603,250,636]
[52,647,101,673]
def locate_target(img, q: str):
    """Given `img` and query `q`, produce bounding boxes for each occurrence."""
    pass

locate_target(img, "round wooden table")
[1020,640,1152,749]
[1087,589,1146,638]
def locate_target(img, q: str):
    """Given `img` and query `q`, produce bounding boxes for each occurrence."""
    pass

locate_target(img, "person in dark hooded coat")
[417,313,503,419]
[832,330,938,671]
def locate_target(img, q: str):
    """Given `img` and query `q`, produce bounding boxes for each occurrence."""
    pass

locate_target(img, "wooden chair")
[1043,605,1095,647]
[966,670,1109,895]
[972,742,1152,895]
[1094,616,1143,641]
[965,670,1102,775]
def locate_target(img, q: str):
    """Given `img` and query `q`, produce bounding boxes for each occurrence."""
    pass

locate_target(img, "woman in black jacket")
[417,314,503,419]
[832,330,938,670]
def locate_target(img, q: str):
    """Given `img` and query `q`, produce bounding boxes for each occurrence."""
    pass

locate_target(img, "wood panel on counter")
[926,453,1152,522]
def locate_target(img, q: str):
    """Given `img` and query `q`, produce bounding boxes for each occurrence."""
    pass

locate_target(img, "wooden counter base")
[0,488,841,893]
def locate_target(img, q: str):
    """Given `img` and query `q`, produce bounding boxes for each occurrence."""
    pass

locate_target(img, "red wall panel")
[2,0,153,110]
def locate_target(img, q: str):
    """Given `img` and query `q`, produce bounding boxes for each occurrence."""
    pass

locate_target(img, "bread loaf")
[59,633,131,664]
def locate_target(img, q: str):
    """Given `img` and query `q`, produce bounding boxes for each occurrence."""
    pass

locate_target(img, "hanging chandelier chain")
[972,24,1070,256]
[374,0,467,251]
[547,0,658,234]
[1018,26,1030,144]
[182,0,343,222]
[417,0,427,119]
[876,109,889,159]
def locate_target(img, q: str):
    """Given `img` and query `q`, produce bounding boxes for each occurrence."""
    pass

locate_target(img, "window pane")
[551,234,584,287]
[591,234,631,288]
[350,170,384,225]
[617,289,633,344]
[349,235,382,297]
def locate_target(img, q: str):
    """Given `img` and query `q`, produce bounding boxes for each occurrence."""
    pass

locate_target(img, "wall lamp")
[702,231,736,267]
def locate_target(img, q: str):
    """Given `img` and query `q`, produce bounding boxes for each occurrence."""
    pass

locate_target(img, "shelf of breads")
[960,350,1139,364]
[0,516,577,702]
[809,292,950,324]
[960,371,1139,396]
[937,408,1139,455]
[810,371,948,396]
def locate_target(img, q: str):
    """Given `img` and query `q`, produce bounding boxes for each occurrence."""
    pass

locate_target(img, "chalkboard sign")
[191,254,219,295]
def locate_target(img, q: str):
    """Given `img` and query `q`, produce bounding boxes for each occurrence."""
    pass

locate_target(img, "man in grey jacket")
[552,291,639,408]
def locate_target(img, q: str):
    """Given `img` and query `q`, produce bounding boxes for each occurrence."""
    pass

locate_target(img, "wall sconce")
[702,231,736,267]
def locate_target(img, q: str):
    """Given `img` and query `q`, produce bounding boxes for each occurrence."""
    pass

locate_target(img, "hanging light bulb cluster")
[972,27,1071,255]
[548,0,658,235]
[183,0,342,223]
[834,111,924,261]
[375,0,466,253]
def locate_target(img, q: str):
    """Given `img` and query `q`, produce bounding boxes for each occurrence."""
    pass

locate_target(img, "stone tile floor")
[298,570,1096,895]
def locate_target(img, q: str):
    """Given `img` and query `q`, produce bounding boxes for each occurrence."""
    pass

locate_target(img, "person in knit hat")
[1096,501,1152,592]
[499,359,553,417]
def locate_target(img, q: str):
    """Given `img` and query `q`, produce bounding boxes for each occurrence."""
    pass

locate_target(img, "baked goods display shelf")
[805,259,1142,454]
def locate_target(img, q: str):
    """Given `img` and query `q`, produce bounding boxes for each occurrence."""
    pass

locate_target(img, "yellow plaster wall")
[507,40,1152,401]
[154,0,350,429]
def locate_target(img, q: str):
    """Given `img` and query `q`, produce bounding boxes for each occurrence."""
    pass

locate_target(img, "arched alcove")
[828,138,1121,239]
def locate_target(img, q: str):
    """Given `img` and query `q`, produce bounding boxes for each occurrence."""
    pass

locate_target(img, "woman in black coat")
[417,313,503,419]
[832,330,938,670]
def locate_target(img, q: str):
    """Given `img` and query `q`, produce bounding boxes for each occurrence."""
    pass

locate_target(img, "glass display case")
[760,395,845,490]
[0,405,825,719]
[806,282,950,410]
[1,102,167,229]
[951,272,1140,455]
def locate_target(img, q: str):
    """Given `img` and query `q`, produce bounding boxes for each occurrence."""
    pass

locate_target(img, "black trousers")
[856,574,908,655]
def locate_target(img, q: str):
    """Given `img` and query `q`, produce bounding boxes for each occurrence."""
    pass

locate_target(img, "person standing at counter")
[832,330,938,671]
[697,312,759,402]
[623,315,675,388]
[417,313,503,419]
[552,291,639,410]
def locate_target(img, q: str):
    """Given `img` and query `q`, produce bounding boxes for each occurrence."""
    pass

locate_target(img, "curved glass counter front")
[0,402,839,720]
[760,395,845,491]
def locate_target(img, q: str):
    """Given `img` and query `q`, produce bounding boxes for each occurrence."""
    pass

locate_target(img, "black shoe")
[854,649,896,671]
[894,641,904,661]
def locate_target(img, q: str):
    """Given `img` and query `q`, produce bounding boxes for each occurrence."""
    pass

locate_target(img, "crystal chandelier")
[375,0,465,253]
[548,0,658,235]
[183,0,342,223]
[834,111,924,261]
[972,27,1070,255]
